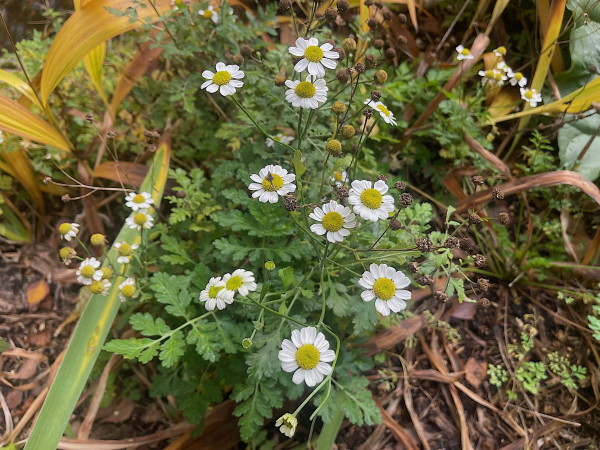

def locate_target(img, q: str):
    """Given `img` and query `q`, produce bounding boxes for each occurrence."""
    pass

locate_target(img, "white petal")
[321,58,337,69]
[215,62,226,71]
[289,46,305,56]
[206,83,219,93]
[294,59,309,73]
[361,290,375,302]
[292,369,306,385]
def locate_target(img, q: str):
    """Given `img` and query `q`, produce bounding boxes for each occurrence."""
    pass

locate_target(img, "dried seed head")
[315,12,323,19]
[61,194,71,203]
[336,69,349,84]
[363,108,373,119]
[364,0,373,5]
[398,35,408,45]
[144,129,160,140]
[374,39,385,49]
[325,7,337,22]
[382,9,392,20]
[274,74,286,86]
[434,290,449,302]
[460,237,475,252]
[240,45,253,57]
[283,194,297,211]
[337,0,349,13]
[176,190,186,198]
[478,297,491,308]
[398,13,407,24]
[477,278,490,292]
[365,54,377,68]
[377,174,388,183]
[498,212,511,225]
[394,181,406,191]
[385,47,397,59]
[473,254,486,268]
[233,54,244,65]
[408,261,420,273]
[390,219,402,230]
[332,101,347,115]
[492,187,504,200]
[416,237,433,253]
[366,18,379,30]
[85,113,94,123]
[43,176,52,185]
[371,90,382,101]
[444,236,460,248]
[399,193,413,207]
[374,69,388,84]
[335,47,346,60]
[326,139,343,156]
[278,0,292,13]
[334,186,349,199]
[107,128,118,138]
[342,38,357,52]
[417,275,434,286]
[471,175,485,186]
[354,62,365,73]
[469,213,482,225]
[340,124,356,139]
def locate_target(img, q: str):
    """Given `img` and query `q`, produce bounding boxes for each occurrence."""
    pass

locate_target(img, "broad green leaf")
[0,94,70,151]
[558,114,600,181]
[25,141,170,450]
[41,0,173,104]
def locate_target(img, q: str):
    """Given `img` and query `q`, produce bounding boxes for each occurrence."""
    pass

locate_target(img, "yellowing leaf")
[0,94,70,151]
[27,280,50,306]
[41,0,173,104]
[1,148,44,212]
[0,69,43,109]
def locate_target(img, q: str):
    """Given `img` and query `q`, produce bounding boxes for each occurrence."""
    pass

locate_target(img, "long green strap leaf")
[25,142,170,450]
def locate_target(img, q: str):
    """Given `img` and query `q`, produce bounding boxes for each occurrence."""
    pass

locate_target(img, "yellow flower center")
[208,285,224,298]
[118,242,133,256]
[304,45,324,62]
[202,9,214,18]
[60,247,73,259]
[261,173,284,192]
[496,46,506,55]
[524,90,533,99]
[59,223,72,235]
[296,344,320,370]
[514,72,523,81]
[484,70,494,78]
[493,72,503,81]
[360,188,383,209]
[295,81,316,99]
[274,135,282,141]
[90,280,105,294]
[134,212,147,226]
[373,277,396,300]
[133,194,146,203]
[121,284,136,298]
[226,275,243,291]
[376,104,391,117]
[322,211,344,232]
[460,48,470,56]
[102,267,113,279]
[213,70,232,86]
[334,172,343,182]
[80,265,95,278]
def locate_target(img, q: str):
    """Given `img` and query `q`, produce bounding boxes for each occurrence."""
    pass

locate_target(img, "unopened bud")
[374,69,388,84]
[374,39,385,50]
[325,7,337,22]
[340,124,356,139]
[274,74,286,86]
[265,260,276,271]
[232,54,244,65]
[394,181,406,191]
[354,62,365,74]
[332,101,346,115]
[390,219,402,230]
[326,139,342,157]
[342,38,357,52]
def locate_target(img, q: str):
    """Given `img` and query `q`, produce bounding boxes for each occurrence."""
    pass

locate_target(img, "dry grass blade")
[484,0,510,35]
[463,131,512,179]
[377,400,419,450]
[92,161,149,188]
[455,170,600,213]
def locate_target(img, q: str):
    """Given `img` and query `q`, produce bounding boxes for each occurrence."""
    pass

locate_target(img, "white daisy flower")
[493,46,507,57]
[288,37,339,77]
[495,61,510,73]
[170,0,188,11]
[330,170,348,187]
[364,99,397,126]
[275,413,298,438]
[285,76,328,109]
[201,62,244,96]
[119,278,136,302]
[125,209,154,231]
[125,191,154,211]
[520,87,542,107]
[266,132,294,148]
[508,69,527,87]
[359,263,411,316]
[217,269,257,302]
[248,164,296,203]
[199,276,227,311]
[278,326,335,387]
[199,4,218,23]
[76,257,103,285]
[90,278,111,295]
[309,200,356,243]
[478,69,507,87]
[58,222,79,241]
[348,179,395,222]
[114,241,139,264]
[455,45,474,61]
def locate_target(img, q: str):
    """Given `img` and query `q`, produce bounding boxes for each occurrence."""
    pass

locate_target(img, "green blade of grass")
[24,141,170,450]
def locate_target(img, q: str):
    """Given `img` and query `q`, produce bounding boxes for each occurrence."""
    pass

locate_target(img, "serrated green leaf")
[104,338,159,362]
[159,330,185,368]
[129,313,172,336]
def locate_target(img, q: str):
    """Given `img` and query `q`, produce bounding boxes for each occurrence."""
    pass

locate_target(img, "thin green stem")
[318,242,330,324]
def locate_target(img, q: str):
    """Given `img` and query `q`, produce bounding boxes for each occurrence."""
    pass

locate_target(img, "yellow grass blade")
[1,148,44,213]
[0,94,71,151]
[41,0,172,105]
[0,69,43,109]
[25,141,171,450]
[485,0,510,35]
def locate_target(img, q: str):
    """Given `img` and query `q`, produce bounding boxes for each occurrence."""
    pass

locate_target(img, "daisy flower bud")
[90,279,111,295]
[265,261,276,271]
[331,101,346,115]
[242,338,253,348]
[342,38,357,52]
[59,222,79,241]
[101,267,113,280]
[278,327,335,386]
[90,233,106,246]
[325,139,342,157]
[274,74,287,86]
[340,124,355,139]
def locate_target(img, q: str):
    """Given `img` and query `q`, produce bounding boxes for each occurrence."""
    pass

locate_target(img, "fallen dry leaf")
[464,357,488,389]
[26,280,50,306]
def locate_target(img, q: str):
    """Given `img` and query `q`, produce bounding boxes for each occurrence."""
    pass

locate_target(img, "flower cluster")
[199,269,257,311]
[125,191,155,231]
